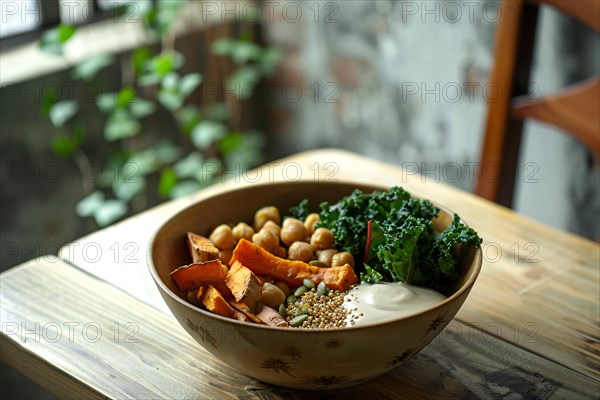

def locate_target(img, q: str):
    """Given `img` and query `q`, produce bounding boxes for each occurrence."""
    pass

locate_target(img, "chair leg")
[496,118,525,208]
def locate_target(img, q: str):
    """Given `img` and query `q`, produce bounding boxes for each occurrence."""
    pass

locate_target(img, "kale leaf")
[288,199,310,221]
[314,186,482,294]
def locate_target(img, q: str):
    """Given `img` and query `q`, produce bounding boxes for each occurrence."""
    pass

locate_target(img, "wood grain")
[512,77,600,159]
[475,0,529,204]
[2,259,598,399]
[57,149,600,382]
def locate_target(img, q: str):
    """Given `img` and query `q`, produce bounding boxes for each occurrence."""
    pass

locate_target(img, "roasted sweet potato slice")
[185,286,206,307]
[187,232,219,263]
[201,285,236,318]
[232,311,249,322]
[256,305,289,328]
[230,239,358,291]
[229,300,264,323]
[170,259,227,291]
[225,261,262,312]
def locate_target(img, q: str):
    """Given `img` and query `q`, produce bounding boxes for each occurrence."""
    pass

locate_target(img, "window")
[0,0,43,39]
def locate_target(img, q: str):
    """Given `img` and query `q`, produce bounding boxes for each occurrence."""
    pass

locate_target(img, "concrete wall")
[264,0,599,240]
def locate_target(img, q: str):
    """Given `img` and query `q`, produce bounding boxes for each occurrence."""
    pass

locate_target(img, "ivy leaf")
[222,131,264,167]
[113,175,146,202]
[173,152,204,178]
[155,0,187,34]
[191,121,226,150]
[127,149,158,176]
[179,73,202,97]
[94,199,128,227]
[76,191,105,218]
[202,103,230,122]
[259,47,282,75]
[227,65,260,100]
[230,41,263,64]
[97,152,129,188]
[158,90,183,111]
[57,24,77,42]
[49,100,79,127]
[132,46,153,76]
[105,109,141,141]
[217,132,243,154]
[158,168,178,198]
[149,52,184,76]
[162,73,179,90]
[72,54,114,81]
[39,24,76,55]
[138,73,162,86]
[179,106,201,134]
[51,124,85,157]
[195,158,221,183]
[154,140,182,164]
[116,86,137,108]
[129,99,156,118]
[97,92,117,113]
[212,38,235,55]
[169,180,203,198]
[51,135,75,157]
[42,87,57,116]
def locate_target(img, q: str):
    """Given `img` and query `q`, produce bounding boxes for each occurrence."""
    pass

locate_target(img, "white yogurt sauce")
[344,282,447,326]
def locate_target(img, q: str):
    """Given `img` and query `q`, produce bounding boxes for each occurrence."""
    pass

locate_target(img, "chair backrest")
[475,0,600,207]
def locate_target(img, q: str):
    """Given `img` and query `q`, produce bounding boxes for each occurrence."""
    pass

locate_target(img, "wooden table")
[1,149,599,399]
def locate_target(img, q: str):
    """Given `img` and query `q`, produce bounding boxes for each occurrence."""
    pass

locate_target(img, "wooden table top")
[2,149,599,399]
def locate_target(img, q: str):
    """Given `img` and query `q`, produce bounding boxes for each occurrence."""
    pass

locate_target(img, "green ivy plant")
[40,0,279,227]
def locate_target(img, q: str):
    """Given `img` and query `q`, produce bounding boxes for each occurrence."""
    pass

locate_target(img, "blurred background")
[1,0,598,398]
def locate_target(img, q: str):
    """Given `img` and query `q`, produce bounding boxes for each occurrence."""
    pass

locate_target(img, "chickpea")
[317,248,338,267]
[332,251,355,268]
[272,245,287,259]
[261,220,281,239]
[210,224,235,251]
[232,222,254,242]
[304,213,320,235]
[310,227,335,250]
[280,218,307,246]
[287,241,314,263]
[274,281,291,297]
[261,282,286,309]
[218,250,233,266]
[254,206,281,231]
[252,229,279,252]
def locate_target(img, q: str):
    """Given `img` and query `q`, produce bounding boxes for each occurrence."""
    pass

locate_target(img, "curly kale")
[307,186,482,294]
[288,198,310,221]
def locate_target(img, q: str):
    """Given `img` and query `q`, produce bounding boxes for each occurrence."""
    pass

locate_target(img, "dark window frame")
[0,0,146,52]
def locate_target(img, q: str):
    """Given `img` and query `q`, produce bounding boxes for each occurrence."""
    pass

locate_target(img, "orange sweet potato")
[232,310,249,322]
[229,300,264,323]
[256,305,289,328]
[201,285,236,318]
[230,239,358,291]
[185,286,206,307]
[170,259,227,292]
[213,281,233,300]
[186,232,219,263]
[225,261,262,312]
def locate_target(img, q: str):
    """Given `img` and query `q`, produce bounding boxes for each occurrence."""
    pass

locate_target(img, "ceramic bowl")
[148,181,482,390]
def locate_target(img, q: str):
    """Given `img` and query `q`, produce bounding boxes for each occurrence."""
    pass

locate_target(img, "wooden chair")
[475,0,600,207]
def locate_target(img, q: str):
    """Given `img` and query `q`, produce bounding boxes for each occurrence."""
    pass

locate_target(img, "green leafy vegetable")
[314,187,482,294]
[289,199,310,221]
